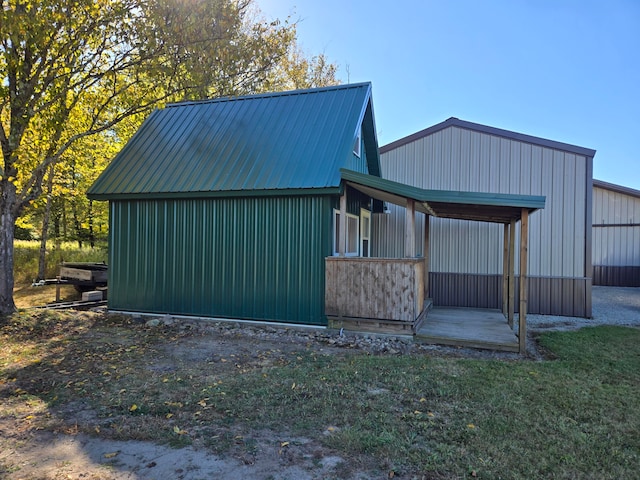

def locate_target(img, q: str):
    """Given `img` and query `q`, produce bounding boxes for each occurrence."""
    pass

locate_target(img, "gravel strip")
[130,286,640,362]
[527,285,640,332]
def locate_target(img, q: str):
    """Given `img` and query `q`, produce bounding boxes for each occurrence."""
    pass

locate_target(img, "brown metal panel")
[573,280,586,318]
[429,272,591,317]
[560,278,574,317]
[593,266,640,287]
[465,274,475,306]
[429,272,502,309]
[528,277,539,314]
[592,265,601,284]
[584,279,592,318]
[549,278,562,316]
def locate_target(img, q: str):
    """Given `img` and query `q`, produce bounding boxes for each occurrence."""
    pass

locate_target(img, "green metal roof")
[88,83,380,200]
[340,169,545,223]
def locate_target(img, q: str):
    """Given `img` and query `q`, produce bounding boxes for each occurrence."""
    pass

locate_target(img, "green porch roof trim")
[340,169,545,223]
[88,83,381,200]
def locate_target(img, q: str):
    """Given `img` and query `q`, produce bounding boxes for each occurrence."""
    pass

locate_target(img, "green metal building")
[88,83,381,325]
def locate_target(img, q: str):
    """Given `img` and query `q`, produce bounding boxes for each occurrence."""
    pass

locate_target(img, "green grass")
[13,240,107,284]
[1,312,638,479]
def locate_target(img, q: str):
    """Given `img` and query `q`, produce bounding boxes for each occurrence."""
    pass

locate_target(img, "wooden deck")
[415,307,520,352]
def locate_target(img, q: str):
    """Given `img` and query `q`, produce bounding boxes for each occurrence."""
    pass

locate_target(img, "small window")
[333,209,360,256]
[353,128,361,158]
[360,208,371,258]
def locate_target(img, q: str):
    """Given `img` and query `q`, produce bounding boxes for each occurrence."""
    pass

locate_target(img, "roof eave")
[593,179,640,199]
[87,186,342,202]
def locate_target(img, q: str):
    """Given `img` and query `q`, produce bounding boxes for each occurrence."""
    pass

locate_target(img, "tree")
[1,0,333,317]
[268,43,339,91]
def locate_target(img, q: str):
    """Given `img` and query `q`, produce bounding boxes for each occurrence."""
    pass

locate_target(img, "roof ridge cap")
[166,82,371,108]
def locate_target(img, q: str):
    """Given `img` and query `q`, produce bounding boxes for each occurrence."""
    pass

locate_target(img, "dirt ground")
[1,286,638,480]
[0,427,348,480]
[1,315,376,480]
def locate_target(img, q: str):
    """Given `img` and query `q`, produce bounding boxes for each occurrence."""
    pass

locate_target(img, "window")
[333,209,360,256]
[360,208,371,257]
[353,128,362,158]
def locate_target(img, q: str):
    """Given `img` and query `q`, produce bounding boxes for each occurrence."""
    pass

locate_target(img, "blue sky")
[259,0,640,190]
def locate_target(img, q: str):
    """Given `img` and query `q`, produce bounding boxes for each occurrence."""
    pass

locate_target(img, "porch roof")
[340,169,545,223]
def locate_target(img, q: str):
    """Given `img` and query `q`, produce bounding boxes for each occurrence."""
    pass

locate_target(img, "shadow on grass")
[1,310,639,479]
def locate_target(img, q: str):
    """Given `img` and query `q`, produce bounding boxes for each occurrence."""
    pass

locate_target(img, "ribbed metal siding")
[109,196,333,325]
[374,126,589,278]
[592,186,640,266]
[593,266,640,287]
[344,134,369,174]
[429,273,591,317]
[89,83,375,197]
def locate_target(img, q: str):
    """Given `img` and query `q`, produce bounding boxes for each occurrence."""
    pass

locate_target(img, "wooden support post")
[508,219,516,329]
[405,199,416,257]
[519,208,529,354]
[339,191,347,256]
[56,276,61,303]
[424,214,430,299]
[502,223,509,316]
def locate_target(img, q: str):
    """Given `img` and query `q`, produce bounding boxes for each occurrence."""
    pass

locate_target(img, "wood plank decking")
[415,307,520,352]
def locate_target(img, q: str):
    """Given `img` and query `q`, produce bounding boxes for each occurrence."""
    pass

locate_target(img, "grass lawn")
[1,311,638,479]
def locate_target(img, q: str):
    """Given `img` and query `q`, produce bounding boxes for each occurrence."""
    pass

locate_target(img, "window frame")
[333,208,360,257]
[360,208,371,257]
[353,128,362,158]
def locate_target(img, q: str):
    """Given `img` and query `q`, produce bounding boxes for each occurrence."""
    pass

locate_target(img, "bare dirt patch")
[0,313,385,480]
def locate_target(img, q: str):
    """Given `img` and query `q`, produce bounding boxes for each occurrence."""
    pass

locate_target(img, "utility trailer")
[31,262,108,304]
[58,262,108,292]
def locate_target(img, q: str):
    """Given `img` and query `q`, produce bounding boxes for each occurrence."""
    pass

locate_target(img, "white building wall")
[592,185,640,267]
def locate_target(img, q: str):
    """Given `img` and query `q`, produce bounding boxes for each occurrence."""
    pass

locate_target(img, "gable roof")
[380,117,596,158]
[593,179,640,200]
[88,83,380,200]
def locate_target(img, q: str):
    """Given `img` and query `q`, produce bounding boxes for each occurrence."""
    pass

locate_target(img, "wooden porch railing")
[325,257,425,332]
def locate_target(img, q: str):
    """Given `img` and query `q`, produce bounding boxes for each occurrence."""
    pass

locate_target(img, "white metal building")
[592,180,640,286]
[374,117,596,317]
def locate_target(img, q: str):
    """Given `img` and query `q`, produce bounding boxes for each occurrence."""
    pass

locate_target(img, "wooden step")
[411,298,433,334]
[327,315,414,335]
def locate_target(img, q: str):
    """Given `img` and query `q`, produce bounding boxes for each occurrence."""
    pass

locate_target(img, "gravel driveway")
[527,285,640,332]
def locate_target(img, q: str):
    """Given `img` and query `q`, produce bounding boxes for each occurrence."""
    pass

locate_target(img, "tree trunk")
[0,180,18,318]
[62,197,67,239]
[88,199,95,249]
[38,165,55,280]
[70,159,82,249]
[73,206,82,249]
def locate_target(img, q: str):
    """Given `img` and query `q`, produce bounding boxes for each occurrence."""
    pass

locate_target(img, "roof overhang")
[380,117,596,158]
[593,179,640,200]
[340,169,545,223]
[87,186,342,201]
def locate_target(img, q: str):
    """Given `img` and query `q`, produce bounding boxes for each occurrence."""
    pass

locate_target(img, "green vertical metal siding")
[329,187,372,219]
[344,137,368,174]
[109,196,333,325]
[346,186,373,215]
